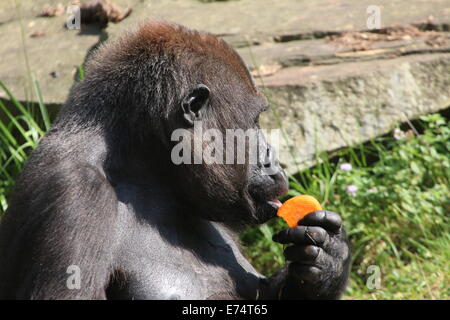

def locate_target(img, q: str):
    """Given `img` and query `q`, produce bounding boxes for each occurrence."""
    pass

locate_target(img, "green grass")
[241,113,450,299]
[0,79,50,214]
[0,79,449,299]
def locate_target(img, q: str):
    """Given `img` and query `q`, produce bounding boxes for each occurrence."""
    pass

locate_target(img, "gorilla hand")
[272,211,351,299]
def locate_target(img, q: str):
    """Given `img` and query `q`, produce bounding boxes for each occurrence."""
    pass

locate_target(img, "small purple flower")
[340,163,352,171]
[346,185,358,196]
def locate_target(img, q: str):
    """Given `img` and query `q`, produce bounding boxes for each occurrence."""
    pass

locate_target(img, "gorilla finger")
[289,263,321,283]
[272,226,328,245]
[284,245,321,263]
[299,210,342,232]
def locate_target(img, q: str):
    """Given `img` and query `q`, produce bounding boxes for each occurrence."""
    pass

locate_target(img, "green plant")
[0,79,50,214]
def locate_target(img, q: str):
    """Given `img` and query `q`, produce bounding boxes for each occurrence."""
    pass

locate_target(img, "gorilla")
[0,20,350,299]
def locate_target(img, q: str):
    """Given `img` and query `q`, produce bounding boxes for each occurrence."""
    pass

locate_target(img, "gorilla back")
[0,20,350,299]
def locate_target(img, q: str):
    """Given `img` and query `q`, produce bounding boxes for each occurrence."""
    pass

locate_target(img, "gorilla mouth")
[247,168,289,224]
[253,195,286,224]
[251,174,288,224]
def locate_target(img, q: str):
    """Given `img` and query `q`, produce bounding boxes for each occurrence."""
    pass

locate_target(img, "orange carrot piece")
[277,195,323,227]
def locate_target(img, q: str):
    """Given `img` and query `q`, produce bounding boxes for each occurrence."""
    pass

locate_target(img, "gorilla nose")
[270,167,289,196]
[261,145,289,195]
[261,145,275,169]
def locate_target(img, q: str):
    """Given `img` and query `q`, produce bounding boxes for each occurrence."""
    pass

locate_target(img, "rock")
[259,54,450,172]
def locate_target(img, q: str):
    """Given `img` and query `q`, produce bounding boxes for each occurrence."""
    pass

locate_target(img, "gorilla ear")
[181,84,210,126]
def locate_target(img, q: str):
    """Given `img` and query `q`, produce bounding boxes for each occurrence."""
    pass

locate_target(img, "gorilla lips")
[276,195,323,227]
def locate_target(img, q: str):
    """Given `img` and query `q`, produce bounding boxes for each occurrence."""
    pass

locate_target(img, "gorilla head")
[73,20,288,226]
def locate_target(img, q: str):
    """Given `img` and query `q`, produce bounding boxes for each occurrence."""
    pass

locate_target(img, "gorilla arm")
[0,163,118,299]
